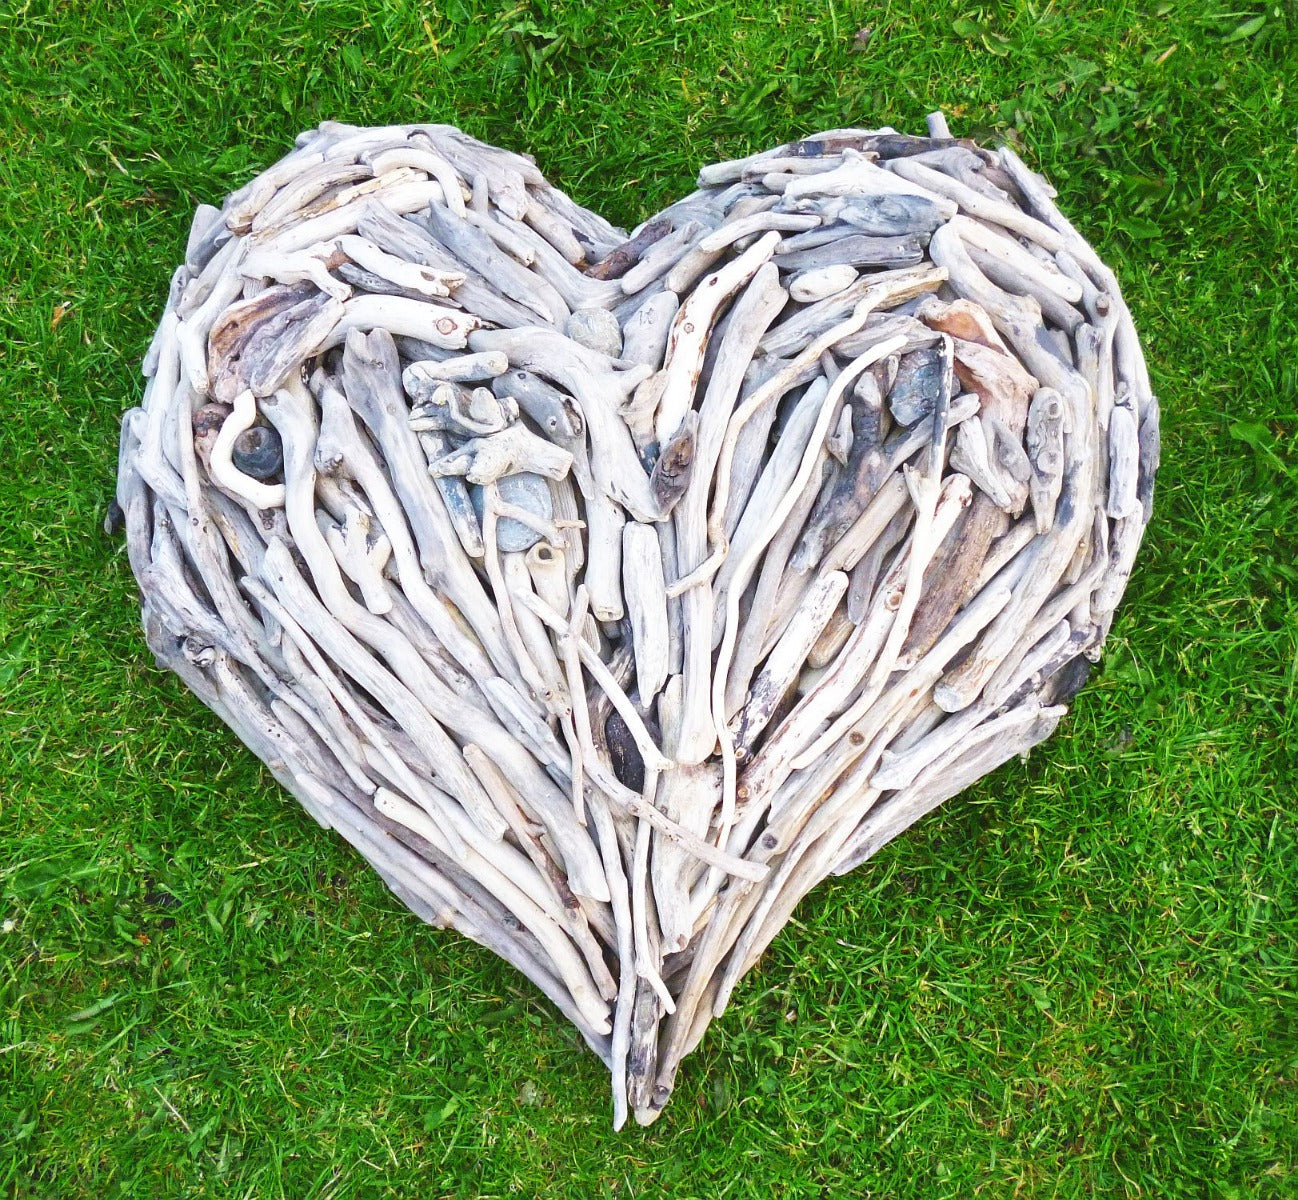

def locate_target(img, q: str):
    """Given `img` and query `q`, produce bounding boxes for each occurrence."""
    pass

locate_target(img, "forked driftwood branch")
[116,116,1158,1127]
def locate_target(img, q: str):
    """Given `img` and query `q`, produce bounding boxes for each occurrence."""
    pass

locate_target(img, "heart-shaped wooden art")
[115,117,1158,1126]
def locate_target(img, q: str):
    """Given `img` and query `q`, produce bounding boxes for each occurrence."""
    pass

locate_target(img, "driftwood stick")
[730,569,849,755]
[724,451,832,724]
[653,231,783,444]
[621,522,671,701]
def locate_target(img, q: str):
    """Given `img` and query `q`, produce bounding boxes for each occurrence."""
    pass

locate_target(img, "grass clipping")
[113,115,1158,1129]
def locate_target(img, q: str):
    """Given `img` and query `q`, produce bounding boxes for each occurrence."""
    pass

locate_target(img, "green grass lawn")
[2,1,1295,1195]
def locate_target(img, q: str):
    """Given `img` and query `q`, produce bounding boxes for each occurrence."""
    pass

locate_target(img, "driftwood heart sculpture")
[115,116,1158,1127]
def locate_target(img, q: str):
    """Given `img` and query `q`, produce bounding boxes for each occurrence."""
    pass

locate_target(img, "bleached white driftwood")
[116,117,1157,1131]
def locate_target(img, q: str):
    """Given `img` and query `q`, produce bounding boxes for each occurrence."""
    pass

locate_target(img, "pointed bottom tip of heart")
[631,1104,665,1129]
[610,1099,666,1131]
